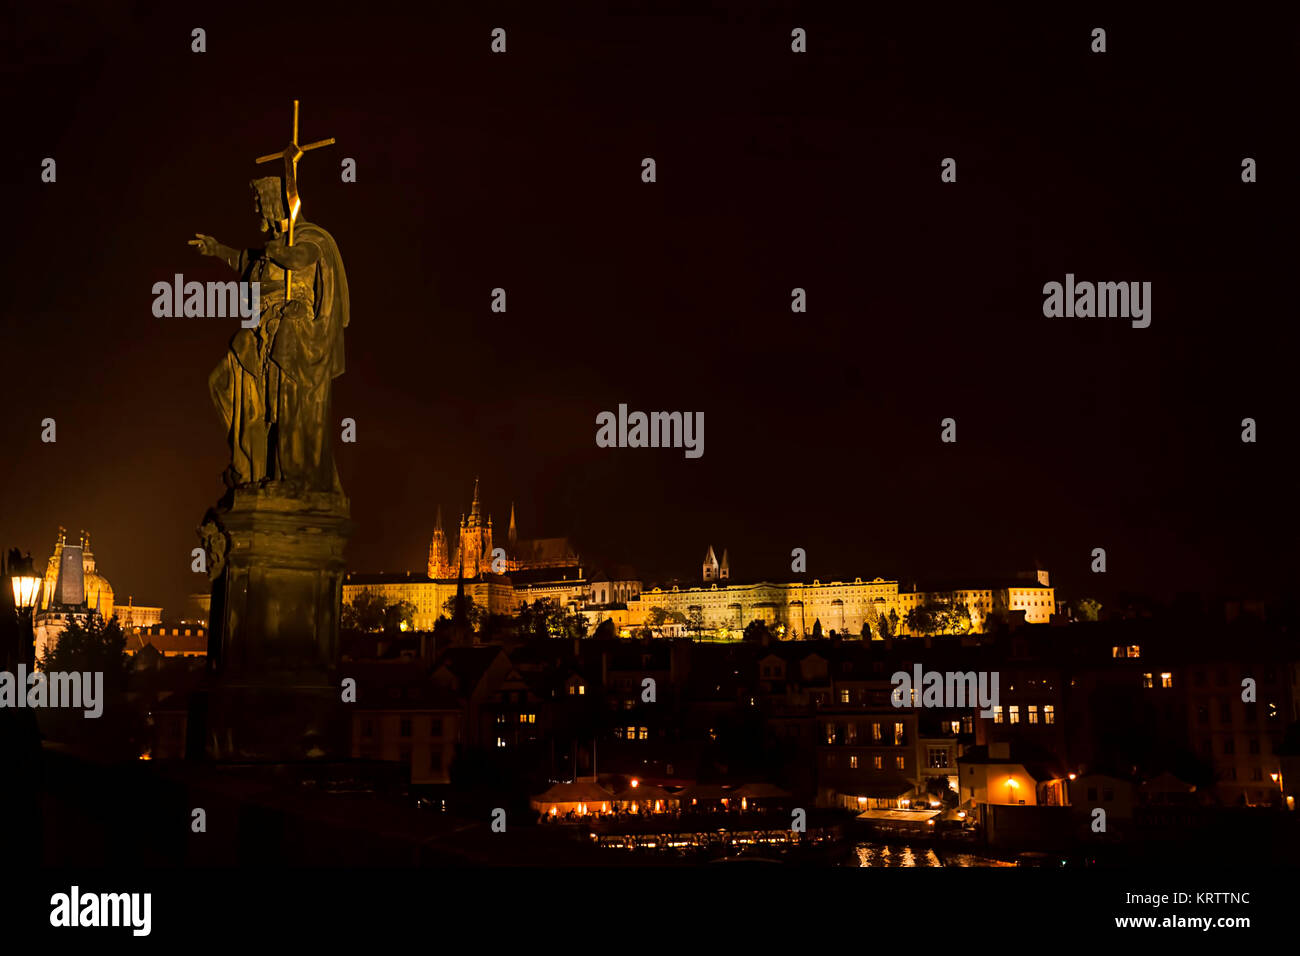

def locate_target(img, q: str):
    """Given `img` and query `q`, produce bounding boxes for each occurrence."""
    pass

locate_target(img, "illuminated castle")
[427,479,579,580]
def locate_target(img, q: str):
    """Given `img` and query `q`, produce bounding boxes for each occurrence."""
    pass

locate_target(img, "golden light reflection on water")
[852,843,1015,867]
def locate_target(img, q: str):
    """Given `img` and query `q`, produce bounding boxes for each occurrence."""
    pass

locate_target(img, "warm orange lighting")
[630,779,639,788]
[741,797,748,811]
[1068,773,1077,780]
[11,574,41,610]
[549,806,557,815]
[138,752,152,761]
[1006,778,1019,788]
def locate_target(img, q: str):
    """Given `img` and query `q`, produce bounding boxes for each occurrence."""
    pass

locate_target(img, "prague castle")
[426,479,581,579]
[344,479,1056,637]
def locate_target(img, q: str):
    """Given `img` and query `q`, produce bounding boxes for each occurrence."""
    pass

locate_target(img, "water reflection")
[851,843,1015,867]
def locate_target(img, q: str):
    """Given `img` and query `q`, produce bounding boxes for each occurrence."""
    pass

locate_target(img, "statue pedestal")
[200,484,352,762]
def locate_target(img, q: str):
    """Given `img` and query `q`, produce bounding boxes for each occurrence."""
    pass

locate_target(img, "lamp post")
[7,550,43,669]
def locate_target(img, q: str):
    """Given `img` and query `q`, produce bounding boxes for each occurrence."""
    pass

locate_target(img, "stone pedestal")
[198,483,352,762]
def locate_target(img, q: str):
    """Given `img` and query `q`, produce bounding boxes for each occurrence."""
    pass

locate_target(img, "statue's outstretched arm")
[189,234,242,271]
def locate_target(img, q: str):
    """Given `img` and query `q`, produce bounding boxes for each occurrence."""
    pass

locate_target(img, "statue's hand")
[189,233,220,256]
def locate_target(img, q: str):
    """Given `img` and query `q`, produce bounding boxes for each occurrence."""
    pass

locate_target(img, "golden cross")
[255,100,335,299]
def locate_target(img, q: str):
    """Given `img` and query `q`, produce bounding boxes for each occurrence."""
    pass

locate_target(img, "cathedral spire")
[470,477,481,519]
[434,506,443,532]
[508,502,517,545]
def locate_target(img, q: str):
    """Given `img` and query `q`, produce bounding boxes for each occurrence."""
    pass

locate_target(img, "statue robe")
[208,221,349,494]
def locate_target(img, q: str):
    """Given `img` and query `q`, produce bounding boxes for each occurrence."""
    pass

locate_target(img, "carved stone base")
[199,483,352,762]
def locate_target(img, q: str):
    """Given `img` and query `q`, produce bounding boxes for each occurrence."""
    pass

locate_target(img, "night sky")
[2,3,1295,616]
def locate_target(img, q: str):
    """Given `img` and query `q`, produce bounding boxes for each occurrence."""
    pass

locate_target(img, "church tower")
[703,546,719,582]
[456,478,494,577]
[720,549,730,581]
[428,507,451,578]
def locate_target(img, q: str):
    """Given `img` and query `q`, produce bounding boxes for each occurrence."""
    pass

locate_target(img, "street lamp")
[6,550,41,669]
[11,568,42,612]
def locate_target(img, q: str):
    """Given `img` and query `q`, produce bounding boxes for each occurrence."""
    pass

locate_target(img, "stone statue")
[191,104,347,497]
[190,105,353,762]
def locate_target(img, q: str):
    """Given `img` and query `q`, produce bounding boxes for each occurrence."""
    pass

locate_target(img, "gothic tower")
[456,478,494,577]
[428,507,450,578]
[703,545,719,582]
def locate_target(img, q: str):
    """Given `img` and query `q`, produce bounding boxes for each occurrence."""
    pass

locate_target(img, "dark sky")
[2,3,1296,616]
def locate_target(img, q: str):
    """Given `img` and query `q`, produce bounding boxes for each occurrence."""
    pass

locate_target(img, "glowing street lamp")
[11,569,42,611]
[5,550,41,670]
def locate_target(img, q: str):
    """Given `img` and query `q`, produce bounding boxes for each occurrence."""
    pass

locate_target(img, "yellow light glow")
[11,574,41,610]
[1068,773,1077,780]
[631,779,639,787]
[1006,778,1019,788]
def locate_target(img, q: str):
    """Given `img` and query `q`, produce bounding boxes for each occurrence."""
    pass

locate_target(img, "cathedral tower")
[428,507,451,578]
[703,546,719,582]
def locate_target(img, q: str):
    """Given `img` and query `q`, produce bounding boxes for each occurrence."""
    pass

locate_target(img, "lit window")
[1142,673,1154,689]
[1160,672,1173,689]
[994,706,1004,724]
[894,722,904,744]
[1044,705,1055,725]
[1009,706,1019,725]
[874,755,882,770]
[895,756,904,770]
[850,755,859,769]
[840,689,850,704]
[1028,705,1038,724]
[872,723,882,741]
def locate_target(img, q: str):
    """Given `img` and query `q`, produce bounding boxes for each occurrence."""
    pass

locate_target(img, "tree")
[442,594,485,632]
[382,599,416,633]
[686,607,705,637]
[341,590,387,632]
[1074,598,1102,622]
[37,615,140,758]
[742,619,772,644]
[946,602,972,635]
[906,604,936,636]
[592,618,617,640]
[514,598,584,640]
[811,618,823,640]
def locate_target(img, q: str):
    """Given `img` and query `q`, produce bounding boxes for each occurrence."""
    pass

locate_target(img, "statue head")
[250,177,287,234]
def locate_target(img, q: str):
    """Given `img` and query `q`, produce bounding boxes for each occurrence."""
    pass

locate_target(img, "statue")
[191,102,347,496]
[190,104,353,763]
